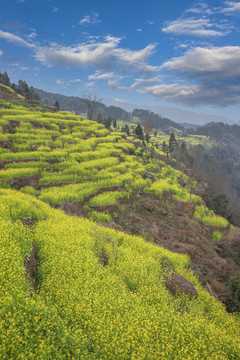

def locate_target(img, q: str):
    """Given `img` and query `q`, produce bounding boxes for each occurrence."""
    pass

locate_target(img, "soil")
[59,185,124,216]
[25,243,38,296]
[94,190,240,303]
[8,174,40,190]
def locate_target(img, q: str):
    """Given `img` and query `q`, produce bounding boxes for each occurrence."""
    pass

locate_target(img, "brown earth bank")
[60,189,240,309]
[114,191,240,304]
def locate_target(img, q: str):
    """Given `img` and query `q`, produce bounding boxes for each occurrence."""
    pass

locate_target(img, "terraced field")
[0,92,239,359]
[117,120,214,148]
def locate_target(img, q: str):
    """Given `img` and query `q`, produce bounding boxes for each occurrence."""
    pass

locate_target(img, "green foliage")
[226,271,240,312]
[0,191,239,358]
[89,191,128,206]
[212,231,223,241]
[194,205,228,228]
[89,210,112,222]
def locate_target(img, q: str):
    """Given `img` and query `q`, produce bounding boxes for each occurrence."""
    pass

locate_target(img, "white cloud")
[114,98,126,103]
[137,29,142,32]
[107,80,128,90]
[140,83,198,99]
[140,82,240,106]
[69,78,81,83]
[79,13,101,26]
[53,7,58,12]
[34,36,158,74]
[162,18,226,37]
[146,20,155,25]
[26,32,37,40]
[140,46,240,106]
[0,29,158,76]
[162,46,240,80]
[56,78,81,86]
[56,79,65,86]
[0,50,3,56]
[88,71,118,80]
[85,81,95,87]
[131,76,161,89]
[185,2,213,15]
[222,1,240,12]
[0,30,34,48]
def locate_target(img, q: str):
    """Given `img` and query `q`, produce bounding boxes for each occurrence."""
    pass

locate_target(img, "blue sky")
[1,0,240,121]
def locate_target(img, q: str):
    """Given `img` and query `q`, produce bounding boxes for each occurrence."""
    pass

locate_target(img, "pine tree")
[135,124,143,139]
[54,101,60,111]
[169,132,178,153]
[97,114,103,123]
[112,118,117,128]
[2,71,11,86]
[124,124,130,136]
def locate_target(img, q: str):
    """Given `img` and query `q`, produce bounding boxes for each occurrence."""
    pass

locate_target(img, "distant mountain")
[102,98,234,126]
[35,88,183,131]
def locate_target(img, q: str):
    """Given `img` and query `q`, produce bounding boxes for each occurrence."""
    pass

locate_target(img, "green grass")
[89,191,128,206]
[194,205,228,228]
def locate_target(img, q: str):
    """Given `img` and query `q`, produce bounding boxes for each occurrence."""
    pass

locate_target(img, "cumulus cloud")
[34,36,158,74]
[140,46,240,106]
[79,13,101,26]
[222,1,240,12]
[131,76,161,90]
[162,46,240,80]
[162,18,226,37]
[0,29,158,76]
[0,30,34,48]
[140,82,240,106]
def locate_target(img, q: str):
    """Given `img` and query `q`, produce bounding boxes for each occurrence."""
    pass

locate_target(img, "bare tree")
[82,94,101,120]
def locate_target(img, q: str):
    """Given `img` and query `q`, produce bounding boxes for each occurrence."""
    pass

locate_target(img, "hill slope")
[0,86,240,358]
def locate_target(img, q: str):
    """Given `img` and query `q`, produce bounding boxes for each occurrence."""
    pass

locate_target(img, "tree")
[122,124,130,136]
[105,116,112,130]
[169,132,178,153]
[0,71,11,86]
[162,141,168,154]
[54,101,60,111]
[17,80,30,99]
[135,124,144,139]
[144,117,153,134]
[145,132,150,143]
[82,94,100,120]
[97,114,103,123]
[112,118,117,128]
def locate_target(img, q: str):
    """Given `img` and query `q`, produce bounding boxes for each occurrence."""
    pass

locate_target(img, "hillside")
[35,87,183,131]
[0,84,240,358]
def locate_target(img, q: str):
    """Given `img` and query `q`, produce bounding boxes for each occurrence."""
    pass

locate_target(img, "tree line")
[0,71,40,101]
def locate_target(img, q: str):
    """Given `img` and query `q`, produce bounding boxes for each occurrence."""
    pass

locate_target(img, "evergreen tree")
[169,132,178,153]
[1,71,11,86]
[135,124,143,139]
[112,118,117,128]
[105,116,112,130]
[97,114,103,123]
[162,141,168,154]
[145,133,150,143]
[54,101,60,111]
[124,124,130,136]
